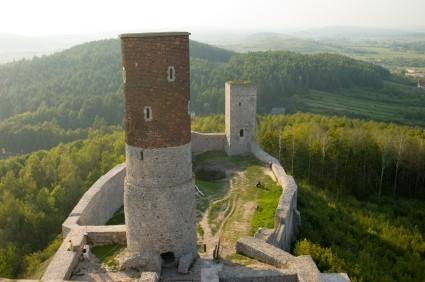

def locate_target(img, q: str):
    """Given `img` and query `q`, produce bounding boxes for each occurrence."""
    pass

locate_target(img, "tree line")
[193,114,425,199]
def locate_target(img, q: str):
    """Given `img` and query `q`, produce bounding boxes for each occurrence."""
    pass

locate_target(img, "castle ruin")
[120,32,197,272]
[40,31,350,282]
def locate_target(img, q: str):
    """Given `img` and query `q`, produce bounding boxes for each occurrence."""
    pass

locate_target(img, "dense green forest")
[193,114,425,281]
[1,38,423,155]
[0,128,124,277]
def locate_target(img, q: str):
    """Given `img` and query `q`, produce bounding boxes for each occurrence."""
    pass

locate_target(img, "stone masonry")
[225,81,257,155]
[120,32,197,272]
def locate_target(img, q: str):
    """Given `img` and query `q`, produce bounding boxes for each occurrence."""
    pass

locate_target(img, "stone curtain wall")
[77,163,125,226]
[43,163,127,281]
[191,131,226,155]
[250,143,300,251]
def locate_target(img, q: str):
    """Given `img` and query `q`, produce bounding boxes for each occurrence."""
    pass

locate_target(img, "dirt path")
[199,170,259,258]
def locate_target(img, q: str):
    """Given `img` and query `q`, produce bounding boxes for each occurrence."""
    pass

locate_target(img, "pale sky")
[1,0,425,36]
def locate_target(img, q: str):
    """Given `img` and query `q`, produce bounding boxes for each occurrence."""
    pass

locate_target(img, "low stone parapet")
[236,237,321,282]
[191,131,226,156]
[250,142,300,251]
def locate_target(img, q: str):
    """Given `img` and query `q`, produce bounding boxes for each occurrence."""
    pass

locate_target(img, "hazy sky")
[1,0,425,36]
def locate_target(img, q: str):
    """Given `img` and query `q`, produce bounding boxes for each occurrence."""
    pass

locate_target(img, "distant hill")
[189,40,234,62]
[0,37,423,154]
[212,30,425,70]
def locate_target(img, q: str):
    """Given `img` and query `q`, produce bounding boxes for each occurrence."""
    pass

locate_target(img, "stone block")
[118,251,161,273]
[139,272,159,282]
[178,251,197,274]
[236,237,293,268]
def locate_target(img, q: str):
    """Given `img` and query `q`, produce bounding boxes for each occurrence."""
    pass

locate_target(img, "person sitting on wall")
[67,240,73,251]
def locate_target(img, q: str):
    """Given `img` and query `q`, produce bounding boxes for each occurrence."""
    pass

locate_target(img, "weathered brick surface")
[121,33,191,149]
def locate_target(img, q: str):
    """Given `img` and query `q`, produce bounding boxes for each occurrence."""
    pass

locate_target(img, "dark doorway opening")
[161,252,176,267]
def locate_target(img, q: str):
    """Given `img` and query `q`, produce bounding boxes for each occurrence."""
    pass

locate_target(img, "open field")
[293,82,425,127]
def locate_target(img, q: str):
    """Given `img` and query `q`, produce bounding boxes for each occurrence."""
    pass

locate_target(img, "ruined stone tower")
[225,81,257,155]
[120,32,197,272]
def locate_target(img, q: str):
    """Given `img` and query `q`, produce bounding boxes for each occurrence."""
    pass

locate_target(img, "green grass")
[221,164,281,245]
[293,181,425,282]
[106,207,125,225]
[91,244,124,270]
[197,224,205,238]
[196,179,228,213]
[208,196,234,234]
[249,169,282,234]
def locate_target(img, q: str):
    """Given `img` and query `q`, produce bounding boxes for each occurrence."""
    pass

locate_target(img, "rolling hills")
[0,38,424,155]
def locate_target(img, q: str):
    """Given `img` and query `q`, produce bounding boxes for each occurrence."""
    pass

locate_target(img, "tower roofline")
[226,80,255,86]
[119,32,190,38]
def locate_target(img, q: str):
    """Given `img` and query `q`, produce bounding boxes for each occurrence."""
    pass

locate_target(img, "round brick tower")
[120,32,196,272]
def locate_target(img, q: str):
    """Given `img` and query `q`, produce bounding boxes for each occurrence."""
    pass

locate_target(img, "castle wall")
[75,163,125,226]
[191,131,226,155]
[250,143,300,252]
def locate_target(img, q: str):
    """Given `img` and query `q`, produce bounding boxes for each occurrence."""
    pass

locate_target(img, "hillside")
[0,38,424,154]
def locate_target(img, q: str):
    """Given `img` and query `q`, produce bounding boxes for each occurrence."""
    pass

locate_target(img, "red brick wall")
[120,34,191,148]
